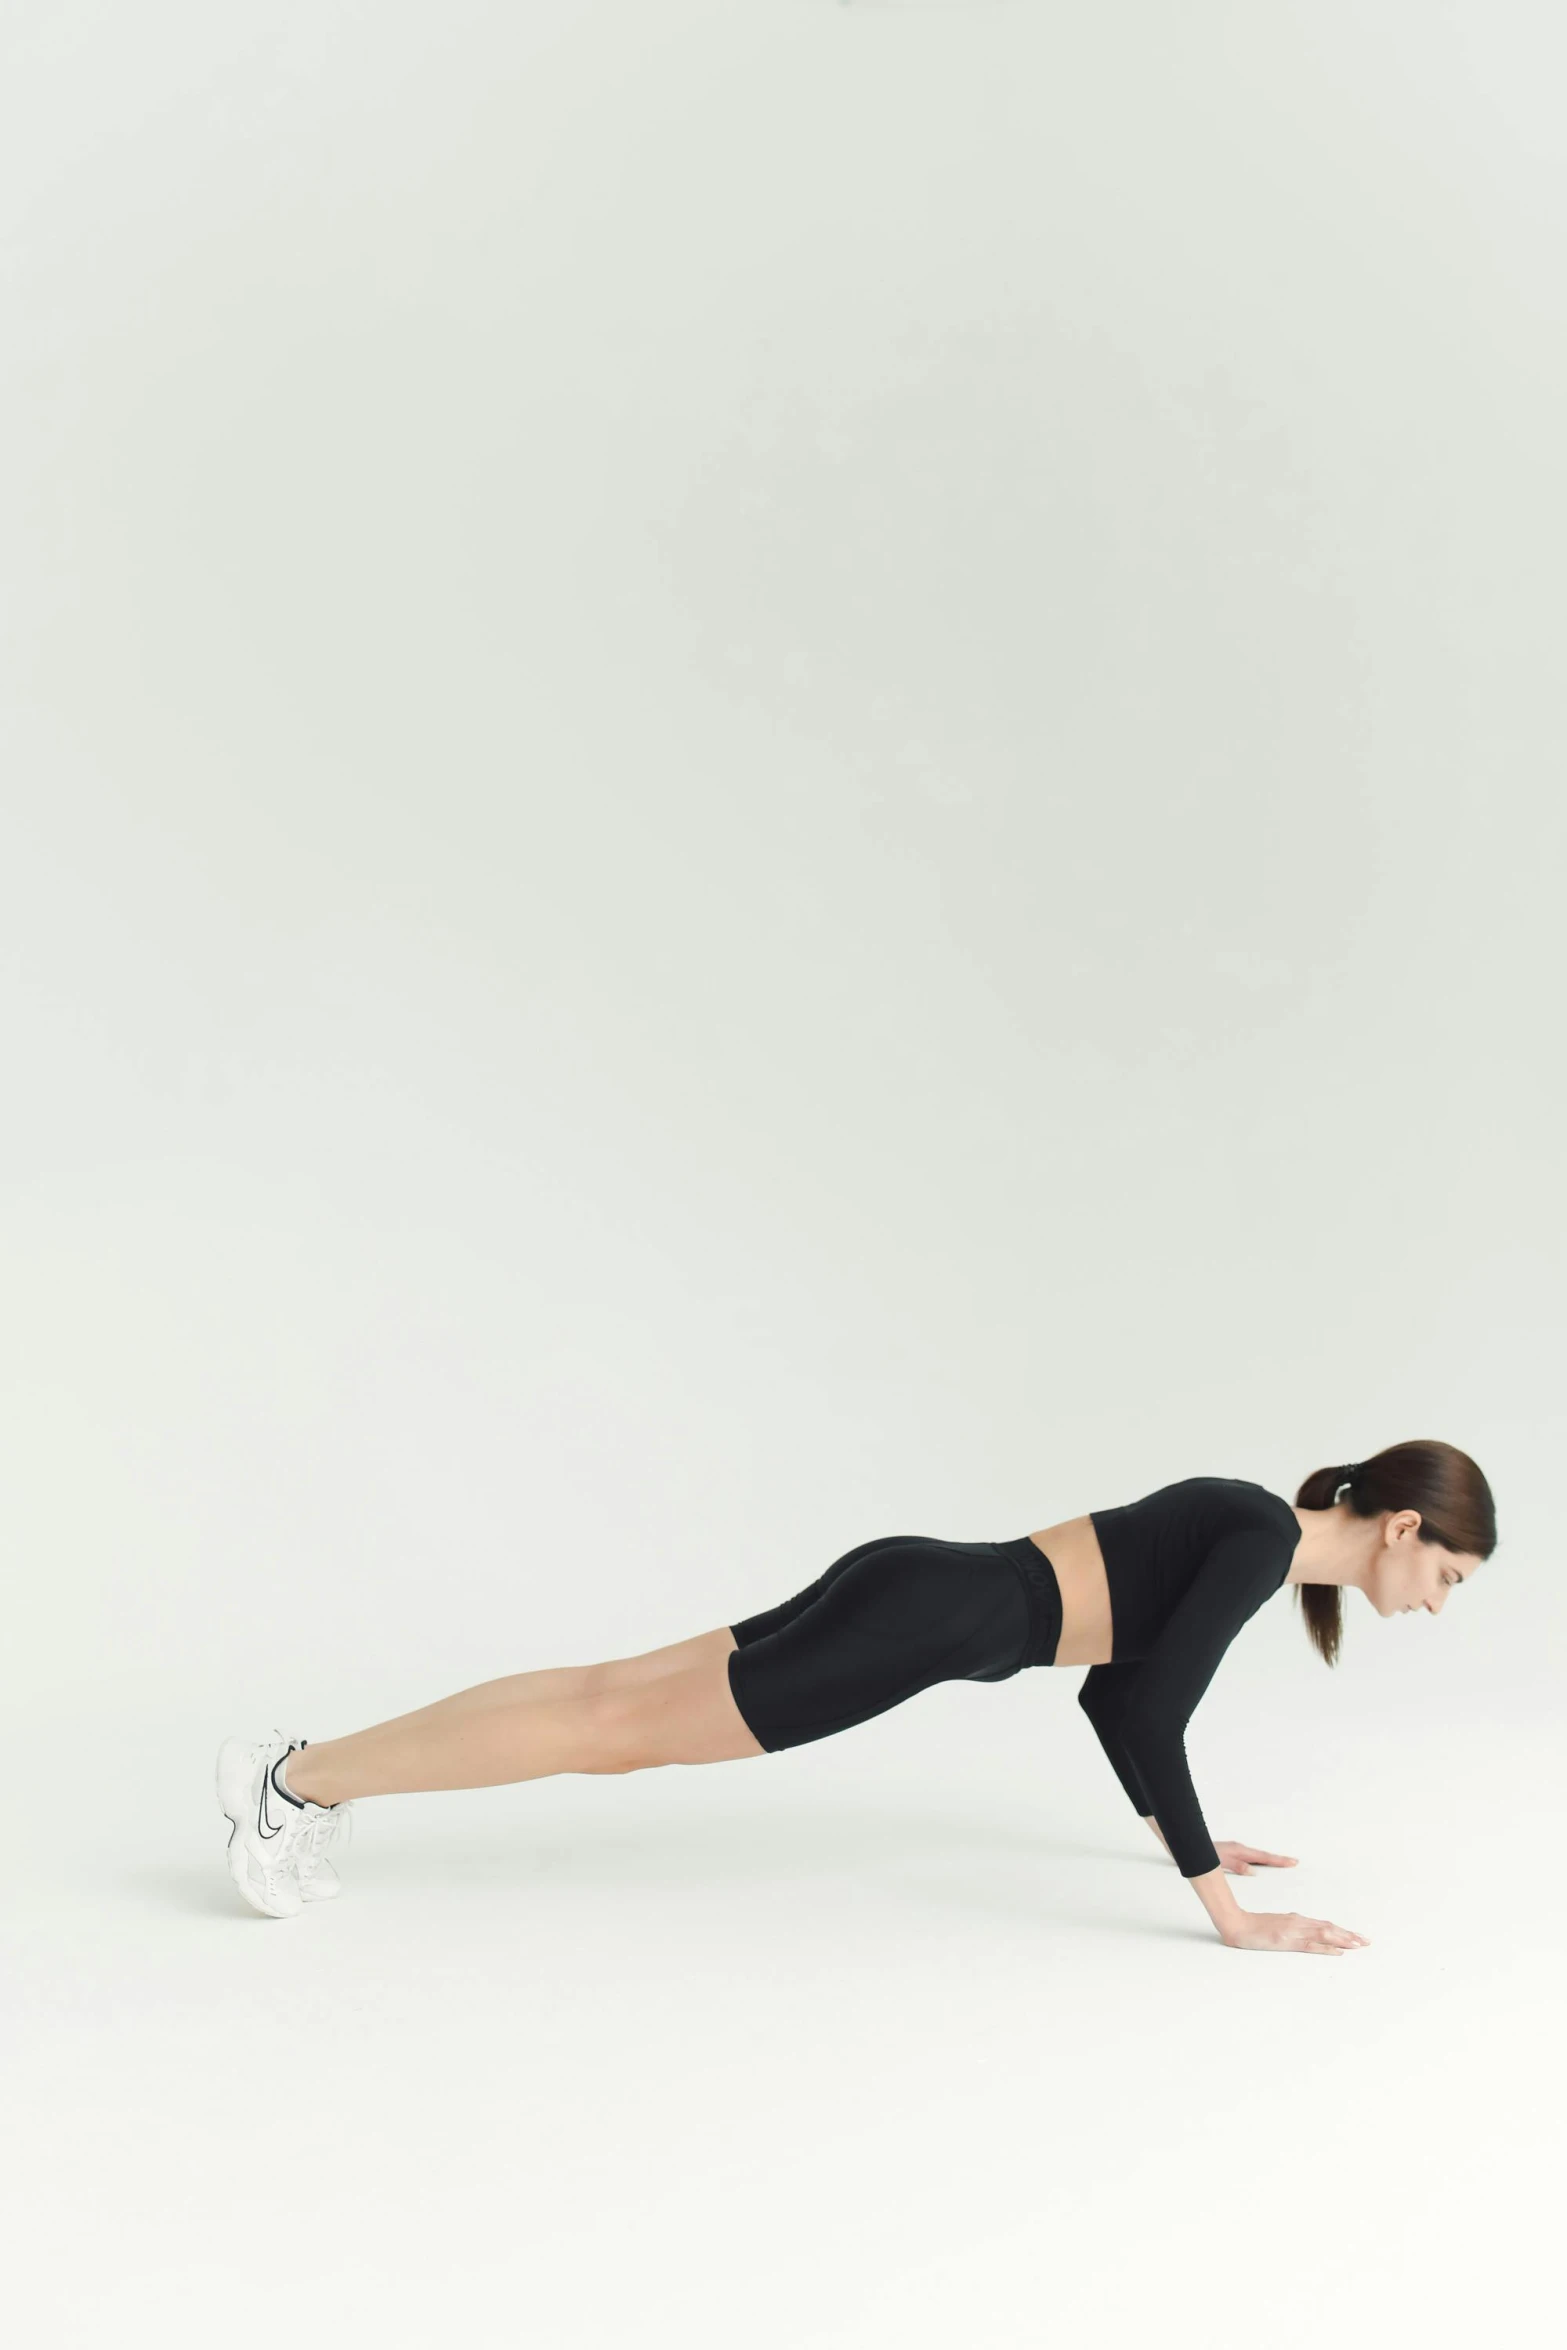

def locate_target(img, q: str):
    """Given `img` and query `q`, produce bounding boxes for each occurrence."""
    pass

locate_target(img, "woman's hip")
[726,1532,1053,1753]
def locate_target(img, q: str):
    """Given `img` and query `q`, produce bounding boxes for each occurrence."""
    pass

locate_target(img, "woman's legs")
[284,1627,764,1806]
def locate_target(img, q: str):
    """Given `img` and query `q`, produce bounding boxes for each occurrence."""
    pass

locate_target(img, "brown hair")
[1290,1439,1498,1667]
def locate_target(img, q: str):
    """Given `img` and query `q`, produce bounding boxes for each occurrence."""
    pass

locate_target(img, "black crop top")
[1075,1477,1302,1879]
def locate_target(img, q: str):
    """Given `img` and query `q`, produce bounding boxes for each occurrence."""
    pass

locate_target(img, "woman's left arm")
[1116,1525,1294,1880]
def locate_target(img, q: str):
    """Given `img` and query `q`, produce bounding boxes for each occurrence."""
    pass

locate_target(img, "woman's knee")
[577,1687,648,1773]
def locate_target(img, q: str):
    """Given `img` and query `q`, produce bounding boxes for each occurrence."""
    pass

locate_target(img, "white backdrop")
[3,4,1561,2346]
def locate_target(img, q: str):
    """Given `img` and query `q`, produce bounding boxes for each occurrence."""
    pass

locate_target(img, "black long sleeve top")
[1075,1478,1302,1878]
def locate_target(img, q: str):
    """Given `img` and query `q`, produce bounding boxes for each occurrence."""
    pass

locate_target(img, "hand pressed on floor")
[1223,1911,1370,1956]
[1213,1839,1298,1875]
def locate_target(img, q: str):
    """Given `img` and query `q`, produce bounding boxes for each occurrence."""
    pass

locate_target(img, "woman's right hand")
[1223,1910,1369,1955]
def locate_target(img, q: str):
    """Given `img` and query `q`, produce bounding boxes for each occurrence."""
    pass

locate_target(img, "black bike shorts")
[726,1533,1062,1752]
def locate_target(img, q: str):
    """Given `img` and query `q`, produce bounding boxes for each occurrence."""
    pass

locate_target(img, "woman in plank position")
[217,1438,1494,1955]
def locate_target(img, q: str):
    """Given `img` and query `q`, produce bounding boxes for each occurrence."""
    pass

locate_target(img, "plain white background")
[3,3,1561,2343]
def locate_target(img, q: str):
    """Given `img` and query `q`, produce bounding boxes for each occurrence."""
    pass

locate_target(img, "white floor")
[6,1681,1559,2348]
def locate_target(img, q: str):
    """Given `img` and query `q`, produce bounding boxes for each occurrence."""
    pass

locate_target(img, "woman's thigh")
[587,1537,920,1694]
[585,1538,922,1698]
[593,1626,738,1692]
[727,1537,1028,1753]
[593,1647,767,1768]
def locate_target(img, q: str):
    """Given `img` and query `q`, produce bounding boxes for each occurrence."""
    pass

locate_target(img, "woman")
[217,1438,1495,1955]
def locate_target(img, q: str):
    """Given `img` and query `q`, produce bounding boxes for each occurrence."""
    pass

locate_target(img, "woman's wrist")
[1140,1819,1245,1937]
[1187,1862,1246,1940]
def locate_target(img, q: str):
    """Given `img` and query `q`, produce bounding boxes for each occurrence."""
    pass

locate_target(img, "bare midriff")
[1027,1516,1114,1666]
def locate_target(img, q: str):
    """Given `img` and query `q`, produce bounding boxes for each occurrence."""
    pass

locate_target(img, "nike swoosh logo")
[257,1757,283,1840]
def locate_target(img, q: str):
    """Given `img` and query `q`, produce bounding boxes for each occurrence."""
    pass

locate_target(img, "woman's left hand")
[1215,1840,1298,1875]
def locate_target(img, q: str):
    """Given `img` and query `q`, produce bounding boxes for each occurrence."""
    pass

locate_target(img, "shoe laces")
[296,1798,353,1878]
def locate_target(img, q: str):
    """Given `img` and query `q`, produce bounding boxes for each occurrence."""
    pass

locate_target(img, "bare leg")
[366,1627,746,1727]
[285,1628,764,1806]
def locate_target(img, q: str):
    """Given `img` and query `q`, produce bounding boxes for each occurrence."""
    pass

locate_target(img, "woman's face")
[1369,1512,1482,1617]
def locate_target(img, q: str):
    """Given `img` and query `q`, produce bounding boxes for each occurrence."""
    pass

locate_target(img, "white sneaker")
[215,1730,336,1919]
